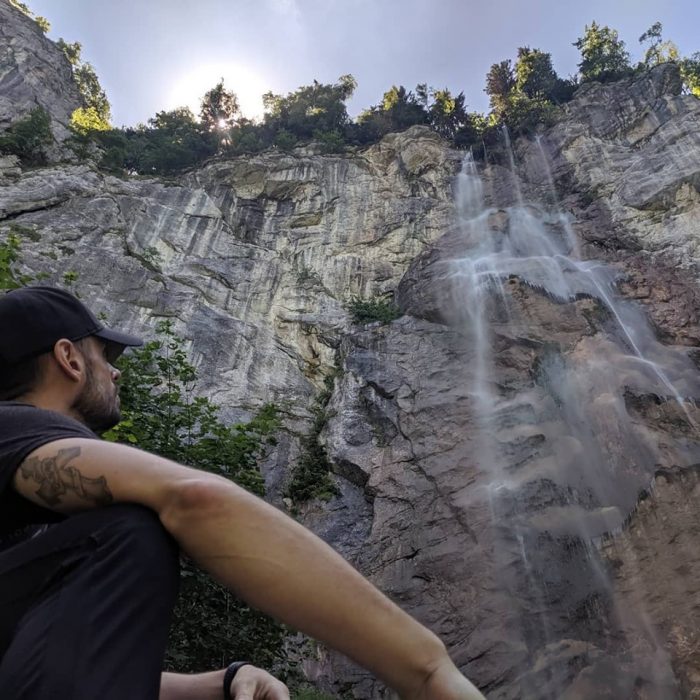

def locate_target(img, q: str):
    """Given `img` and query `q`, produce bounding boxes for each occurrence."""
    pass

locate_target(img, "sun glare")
[165,63,268,121]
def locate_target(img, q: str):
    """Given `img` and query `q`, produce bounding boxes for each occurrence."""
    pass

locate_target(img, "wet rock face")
[0,1,82,149]
[522,64,700,345]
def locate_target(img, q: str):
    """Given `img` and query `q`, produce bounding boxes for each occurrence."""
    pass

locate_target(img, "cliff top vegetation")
[3,3,700,175]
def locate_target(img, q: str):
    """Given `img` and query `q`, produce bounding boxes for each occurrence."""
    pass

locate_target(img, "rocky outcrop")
[0,129,458,425]
[2,31,700,699]
[0,0,82,149]
[522,64,700,345]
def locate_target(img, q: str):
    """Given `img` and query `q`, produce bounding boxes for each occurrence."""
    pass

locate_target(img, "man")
[0,286,485,700]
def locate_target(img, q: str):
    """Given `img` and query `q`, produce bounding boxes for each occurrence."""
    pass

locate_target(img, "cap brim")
[94,328,143,348]
[94,329,143,364]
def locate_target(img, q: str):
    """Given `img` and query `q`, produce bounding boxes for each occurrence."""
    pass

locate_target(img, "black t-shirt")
[0,402,97,548]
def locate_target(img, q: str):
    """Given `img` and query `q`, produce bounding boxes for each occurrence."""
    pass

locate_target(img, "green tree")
[680,52,700,97]
[638,22,679,67]
[0,107,53,164]
[428,88,469,139]
[57,40,111,124]
[103,321,287,672]
[574,22,632,83]
[70,106,110,135]
[485,60,516,114]
[356,85,427,141]
[199,79,240,132]
[263,75,356,141]
[515,47,558,99]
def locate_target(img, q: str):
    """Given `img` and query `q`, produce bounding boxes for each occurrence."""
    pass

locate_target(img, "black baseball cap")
[0,286,143,364]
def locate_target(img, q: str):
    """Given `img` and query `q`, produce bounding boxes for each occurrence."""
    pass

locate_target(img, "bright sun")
[165,62,269,121]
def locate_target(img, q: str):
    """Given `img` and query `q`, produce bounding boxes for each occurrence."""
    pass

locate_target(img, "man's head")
[0,286,142,431]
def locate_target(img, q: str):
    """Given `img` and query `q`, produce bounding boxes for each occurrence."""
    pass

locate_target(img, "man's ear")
[51,338,86,383]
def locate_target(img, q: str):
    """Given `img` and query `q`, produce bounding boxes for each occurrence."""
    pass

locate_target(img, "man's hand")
[409,659,486,700]
[229,665,290,700]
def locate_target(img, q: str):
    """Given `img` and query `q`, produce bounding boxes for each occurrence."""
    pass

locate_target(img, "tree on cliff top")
[680,53,700,97]
[639,22,679,67]
[199,79,240,131]
[262,75,357,139]
[574,22,632,83]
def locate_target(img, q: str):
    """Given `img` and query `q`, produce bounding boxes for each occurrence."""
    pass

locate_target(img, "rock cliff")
[0,1,82,149]
[2,8,700,698]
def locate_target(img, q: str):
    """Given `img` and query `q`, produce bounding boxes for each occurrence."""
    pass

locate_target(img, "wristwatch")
[223,661,252,699]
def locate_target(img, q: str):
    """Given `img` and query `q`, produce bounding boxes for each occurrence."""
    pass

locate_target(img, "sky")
[27,0,700,128]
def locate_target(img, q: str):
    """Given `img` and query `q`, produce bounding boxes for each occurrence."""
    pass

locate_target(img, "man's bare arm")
[13,439,484,700]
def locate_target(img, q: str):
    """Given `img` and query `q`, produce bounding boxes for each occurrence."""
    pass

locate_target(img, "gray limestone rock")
[0,0,82,153]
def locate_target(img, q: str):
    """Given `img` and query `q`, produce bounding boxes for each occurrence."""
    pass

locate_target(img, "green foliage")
[0,107,52,164]
[499,93,558,135]
[356,83,482,148]
[200,79,240,132]
[62,270,78,287]
[70,106,110,135]
[263,75,356,141]
[57,40,111,124]
[78,107,217,175]
[515,48,558,100]
[103,321,277,494]
[9,0,49,33]
[483,48,572,138]
[574,22,632,83]
[274,128,298,151]
[0,234,32,290]
[485,60,516,113]
[347,296,402,324]
[286,377,340,504]
[638,22,679,68]
[103,321,287,671]
[313,129,346,153]
[680,53,700,97]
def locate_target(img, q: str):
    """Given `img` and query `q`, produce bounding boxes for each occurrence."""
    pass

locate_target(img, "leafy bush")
[286,372,340,503]
[103,321,288,672]
[680,53,700,97]
[0,234,33,290]
[286,377,340,504]
[347,297,402,324]
[0,108,52,164]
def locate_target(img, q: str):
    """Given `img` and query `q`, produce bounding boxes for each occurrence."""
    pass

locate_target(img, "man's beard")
[72,360,121,433]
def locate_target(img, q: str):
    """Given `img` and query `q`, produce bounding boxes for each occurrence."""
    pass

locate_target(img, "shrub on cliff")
[0,107,53,165]
[347,297,402,324]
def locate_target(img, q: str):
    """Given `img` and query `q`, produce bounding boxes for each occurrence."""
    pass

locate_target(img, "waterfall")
[445,144,700,698]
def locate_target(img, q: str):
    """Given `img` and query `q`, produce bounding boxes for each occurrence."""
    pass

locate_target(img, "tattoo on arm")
[19,446,113,508]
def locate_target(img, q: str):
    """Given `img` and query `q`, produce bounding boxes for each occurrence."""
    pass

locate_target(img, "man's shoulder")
[0,402,96,437]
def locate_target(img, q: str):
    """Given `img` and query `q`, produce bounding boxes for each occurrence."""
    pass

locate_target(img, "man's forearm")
[160,478,455,699]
